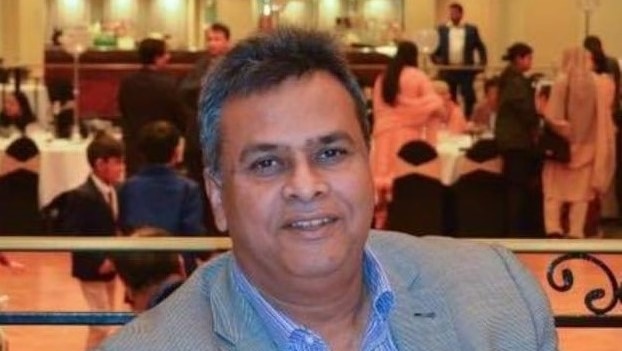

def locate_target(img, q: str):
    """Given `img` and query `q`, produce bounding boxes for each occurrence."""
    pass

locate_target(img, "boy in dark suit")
[62,132,124,350]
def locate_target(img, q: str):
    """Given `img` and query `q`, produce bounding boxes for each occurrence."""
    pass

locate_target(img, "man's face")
[449,7,463,24]
[94,157,125,185]
[206,30,229,56]
[518,53,533,72]
[206,72,374,287]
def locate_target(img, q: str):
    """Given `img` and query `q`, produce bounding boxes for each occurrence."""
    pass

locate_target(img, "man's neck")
[256,266,370,350]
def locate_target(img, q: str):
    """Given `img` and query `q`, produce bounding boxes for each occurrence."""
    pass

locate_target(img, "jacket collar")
[208,238,459,351]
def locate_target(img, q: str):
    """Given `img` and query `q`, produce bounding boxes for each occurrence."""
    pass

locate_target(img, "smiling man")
[99,28,558,351]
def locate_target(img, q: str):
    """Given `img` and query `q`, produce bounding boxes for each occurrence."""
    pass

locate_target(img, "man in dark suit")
[432,2,487,117]
[118,38,188,176]
[62,132,124,351]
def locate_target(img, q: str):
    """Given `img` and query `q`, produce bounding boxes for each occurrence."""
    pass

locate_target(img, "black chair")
[41,191,73,235]
[452,139,507,237]
[386,141,446,236]
[0,136,42,234]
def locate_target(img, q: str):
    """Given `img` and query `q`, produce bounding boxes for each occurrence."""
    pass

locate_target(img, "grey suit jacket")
[98,231,558,350]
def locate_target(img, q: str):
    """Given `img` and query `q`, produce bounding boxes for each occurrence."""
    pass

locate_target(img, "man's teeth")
[290,217,334,229]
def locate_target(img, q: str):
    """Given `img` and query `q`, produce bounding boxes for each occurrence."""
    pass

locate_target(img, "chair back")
[387,140,446,236]
[0,136,42,234]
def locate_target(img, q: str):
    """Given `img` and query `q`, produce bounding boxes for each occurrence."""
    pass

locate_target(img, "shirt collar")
[90,173,114,196]
[448,21,464,29]
[231,246,395,350]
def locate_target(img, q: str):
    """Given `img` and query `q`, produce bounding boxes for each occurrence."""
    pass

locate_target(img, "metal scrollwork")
[547,253,622,316]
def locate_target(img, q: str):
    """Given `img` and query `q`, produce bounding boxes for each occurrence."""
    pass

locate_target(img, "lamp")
[413,29,439,74]
[576,0,600,37]
[59,25,91,140]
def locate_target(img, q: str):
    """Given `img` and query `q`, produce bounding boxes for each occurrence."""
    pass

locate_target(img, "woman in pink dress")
[542,47,616,238]
[371,41,442,226]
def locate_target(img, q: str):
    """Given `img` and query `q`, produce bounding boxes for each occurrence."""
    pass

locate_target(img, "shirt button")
[304,335,314,345]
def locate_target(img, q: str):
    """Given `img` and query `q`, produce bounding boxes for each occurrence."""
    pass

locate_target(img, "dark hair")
[86,131,124,168]
[538,84,552,100]
[381,41,418,105]
[199,27,369,178]
[1,91,36,132]
[112,227,182,292]
[137,120,180,164]
[210,22,231,40]
[483,76,499,93]
[138,38,167,65]
[449,2,464,13]
[502,42,533,62]
[583,36,608,74]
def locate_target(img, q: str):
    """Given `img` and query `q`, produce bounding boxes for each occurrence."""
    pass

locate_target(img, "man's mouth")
[286,216,338,230]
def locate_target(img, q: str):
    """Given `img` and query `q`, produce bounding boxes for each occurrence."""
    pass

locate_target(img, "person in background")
[371,40,442,227]
[495,42,541,236]
[432,2,487,117]
[542,47,616,238]
[111,227,186,313]
[584,35,622,223]
[99,28,557,351]
[118,38,188,176]
[178,23,231,236]
[430,79,468,135]
[0,91,36,134]
[118,121,205,274]
[471,76,500,133]
[61,132,124,351]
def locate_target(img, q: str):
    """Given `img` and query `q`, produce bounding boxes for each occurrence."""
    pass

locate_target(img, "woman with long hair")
[542,47,616,238]
[371,41,442,226]
[0,91,36,133]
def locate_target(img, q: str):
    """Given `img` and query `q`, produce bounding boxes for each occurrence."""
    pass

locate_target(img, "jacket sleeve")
[491,246,559,351]
[472,26,487,65]
[180,182,206,236]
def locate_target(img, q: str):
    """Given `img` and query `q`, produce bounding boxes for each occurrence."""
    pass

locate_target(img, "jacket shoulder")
[99,255,232,350]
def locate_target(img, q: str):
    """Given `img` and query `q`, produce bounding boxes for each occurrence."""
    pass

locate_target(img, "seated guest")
[471,76,500,133]
[61,132,125,351]
[118,121,205,274]
[100,28,557,351]
[111,227,186,313]
[430,80,468,135]
[0,91,36,134]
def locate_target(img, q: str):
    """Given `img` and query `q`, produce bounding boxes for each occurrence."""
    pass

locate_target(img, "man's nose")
[282,161,329,202]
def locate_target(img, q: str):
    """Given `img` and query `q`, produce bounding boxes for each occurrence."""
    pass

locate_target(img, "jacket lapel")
[210,258,276,351]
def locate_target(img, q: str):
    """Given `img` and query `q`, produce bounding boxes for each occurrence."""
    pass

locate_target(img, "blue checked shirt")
[232,247,398,351]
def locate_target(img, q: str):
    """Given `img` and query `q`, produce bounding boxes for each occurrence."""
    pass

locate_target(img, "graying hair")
[198,27,370,178]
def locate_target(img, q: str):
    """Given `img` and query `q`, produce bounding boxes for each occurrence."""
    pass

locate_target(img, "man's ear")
[204,171,228,232]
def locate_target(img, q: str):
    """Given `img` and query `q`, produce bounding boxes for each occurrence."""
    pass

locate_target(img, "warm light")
[160,0,180,12]
[61,0,81,9]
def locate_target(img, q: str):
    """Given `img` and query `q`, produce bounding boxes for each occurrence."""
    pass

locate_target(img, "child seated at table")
[0,91,36,136]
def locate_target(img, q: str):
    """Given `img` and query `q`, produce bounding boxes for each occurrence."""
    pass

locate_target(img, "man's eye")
[249,158,283,176]
[316,148,348,164]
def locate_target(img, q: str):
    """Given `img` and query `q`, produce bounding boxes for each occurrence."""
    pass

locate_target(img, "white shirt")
[90,174,118,220]
[448,22,466,65]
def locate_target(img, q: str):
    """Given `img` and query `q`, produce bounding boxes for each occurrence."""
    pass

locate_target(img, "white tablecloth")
[436,134,474,185]
[0,132,90,207]
[1,83,52,126]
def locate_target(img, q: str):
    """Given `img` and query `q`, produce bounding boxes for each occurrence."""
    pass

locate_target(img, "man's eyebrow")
[310,132,355,146]
[239,143,281,162]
